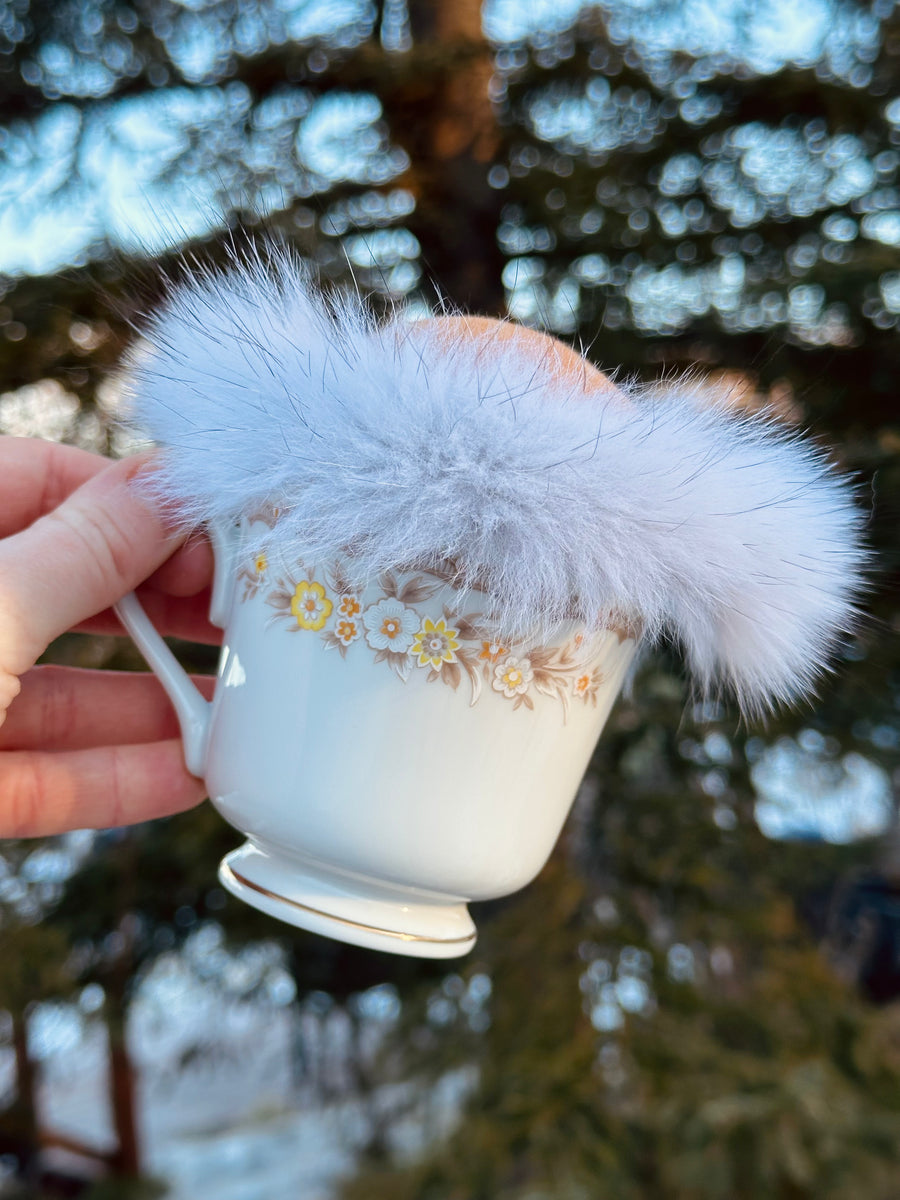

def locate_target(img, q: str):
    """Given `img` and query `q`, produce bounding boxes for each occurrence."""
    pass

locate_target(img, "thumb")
[0,452,183,687]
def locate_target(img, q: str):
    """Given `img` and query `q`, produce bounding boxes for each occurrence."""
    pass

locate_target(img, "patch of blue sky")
[862,210,900,245]
[484,0,587,42]
[0,0,891,277]
[156,0,374,84]
[487,0,884,93]
[526,78,663,154]
[295,92,408,184]
[752,734,893,843]
[1,92,223,272]
[280,0,376,47]
[0,85,406,275]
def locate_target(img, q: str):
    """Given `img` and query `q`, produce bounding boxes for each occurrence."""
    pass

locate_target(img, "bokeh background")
[1,1,900,1197]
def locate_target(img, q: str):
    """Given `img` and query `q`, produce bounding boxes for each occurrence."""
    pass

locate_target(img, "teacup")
[116,516,638,957]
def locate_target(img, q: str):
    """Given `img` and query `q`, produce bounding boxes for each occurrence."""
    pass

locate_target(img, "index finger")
[0,453,184,682]
[0,436,214,598]
[0,436,109,537]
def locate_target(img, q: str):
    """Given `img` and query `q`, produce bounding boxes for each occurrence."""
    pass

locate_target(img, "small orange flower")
[254,552,268,575]
[339,595,361,618]
[573,668,603,704]
[479,640,508,662]
[336,619,360,646]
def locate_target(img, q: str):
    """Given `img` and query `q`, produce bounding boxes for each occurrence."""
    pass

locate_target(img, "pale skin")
[0,319,615,838]
[0,438,219,837]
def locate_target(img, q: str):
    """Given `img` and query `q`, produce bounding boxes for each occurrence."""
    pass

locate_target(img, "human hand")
[0,436,221,837]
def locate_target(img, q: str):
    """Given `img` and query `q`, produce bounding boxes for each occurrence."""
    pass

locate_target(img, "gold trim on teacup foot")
[221,862,477,946]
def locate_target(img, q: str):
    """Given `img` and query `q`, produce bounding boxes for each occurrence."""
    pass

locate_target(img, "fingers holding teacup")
[73,585,222,644]
[0,436,109,537]
[0,452,193,715]
[0,666,217,752]
[0,739,208,838]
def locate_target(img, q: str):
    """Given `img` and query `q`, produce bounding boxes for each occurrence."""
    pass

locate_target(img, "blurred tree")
[0,0,898,1197]
[341,682,900,1199]
[0,919,72,1181]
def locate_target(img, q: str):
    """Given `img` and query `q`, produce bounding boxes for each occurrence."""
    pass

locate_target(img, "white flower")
[362,597,419,652]
[492,655,534,698]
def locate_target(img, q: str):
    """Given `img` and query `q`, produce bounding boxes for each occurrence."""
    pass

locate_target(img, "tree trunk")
[106,988,142,1178]
[10,1008,40,1181]
[390,0,507,314]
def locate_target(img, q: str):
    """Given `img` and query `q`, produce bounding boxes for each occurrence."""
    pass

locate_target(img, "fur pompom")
[120,252,867,715]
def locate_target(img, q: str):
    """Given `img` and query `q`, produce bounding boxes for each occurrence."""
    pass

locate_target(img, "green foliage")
[0,921,72,1015]
[83,1176,168,1200]
[1,1,900,1196]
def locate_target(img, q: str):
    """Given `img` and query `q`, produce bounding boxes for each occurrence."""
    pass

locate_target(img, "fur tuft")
[120,251,868,716]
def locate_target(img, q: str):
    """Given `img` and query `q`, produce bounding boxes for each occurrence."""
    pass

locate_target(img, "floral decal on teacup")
[242,551,637,721]
[412,618,461,670]
[492,655,534,708]
[363,597,420,652]
[290,581,333,631]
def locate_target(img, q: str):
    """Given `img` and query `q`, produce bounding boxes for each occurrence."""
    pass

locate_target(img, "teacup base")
[217,841,477,959]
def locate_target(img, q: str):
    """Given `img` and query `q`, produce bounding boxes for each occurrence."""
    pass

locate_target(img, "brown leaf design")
[419,559,464,588]
[379,571,399,599]
[609,615,641,643]
[532,673,562,699]
[443,661,462,691]
[327,560,354,597]
[373,649,389,665]
[321,631,343,653]
[457,650,483,706]
[246,504,279,528]
[528,648,555,669]
[398,576,442,605]
[387,651,412,681]
[453,614,487,640]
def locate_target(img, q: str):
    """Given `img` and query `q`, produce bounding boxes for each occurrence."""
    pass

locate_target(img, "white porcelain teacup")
[116,514,637,958]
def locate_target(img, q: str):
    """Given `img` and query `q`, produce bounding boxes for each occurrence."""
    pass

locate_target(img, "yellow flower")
[412,618,460,669]
[254,552,268,575]
[290,580,333,631]
[574,673,591,696]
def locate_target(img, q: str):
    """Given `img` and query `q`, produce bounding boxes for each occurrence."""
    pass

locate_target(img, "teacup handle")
[113,519,239,777]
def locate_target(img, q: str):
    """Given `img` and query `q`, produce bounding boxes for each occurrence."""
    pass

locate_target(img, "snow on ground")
[1,947,472,1200]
